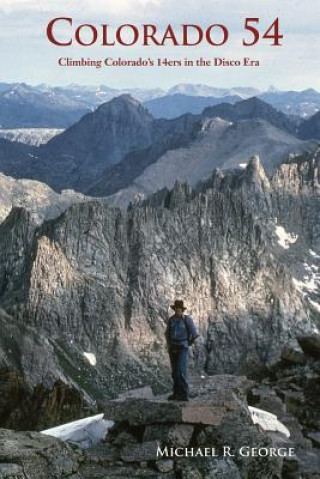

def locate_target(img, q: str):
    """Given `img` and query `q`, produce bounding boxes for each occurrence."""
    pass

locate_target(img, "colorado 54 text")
[48,18,283,47]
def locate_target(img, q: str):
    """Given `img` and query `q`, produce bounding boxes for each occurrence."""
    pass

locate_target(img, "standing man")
[165,300,199,401]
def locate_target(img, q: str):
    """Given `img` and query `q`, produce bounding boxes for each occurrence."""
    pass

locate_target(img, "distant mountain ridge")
[299,111,320,140]
[0,81,319,128]
[202,96,298,135]
[0,83,90,128]
[259,88,320,118]
[144,93,242,119]
[166,83,261,98]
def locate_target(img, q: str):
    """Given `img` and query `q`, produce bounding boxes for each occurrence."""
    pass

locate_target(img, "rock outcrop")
[248,336,320,478]
[0,308,96,430]
[0,172,94,225]
[0,428,82,479]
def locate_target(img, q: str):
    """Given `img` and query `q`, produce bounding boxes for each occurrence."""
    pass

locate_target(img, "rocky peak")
[237,96,270,112]
[203,97,297,135]
[0,207,37,308]
[203,156,272,211]
[163,181,193,209]
[271,148,320,193]
[2,83,31,99]
[241,154,271,192]
[40,95,156,190]
[97,94,153,123]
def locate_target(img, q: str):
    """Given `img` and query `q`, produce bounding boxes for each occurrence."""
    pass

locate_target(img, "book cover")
[0,1,319,478]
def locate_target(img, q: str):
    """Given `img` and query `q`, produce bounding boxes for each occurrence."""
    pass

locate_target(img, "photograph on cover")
[0,0,319,477]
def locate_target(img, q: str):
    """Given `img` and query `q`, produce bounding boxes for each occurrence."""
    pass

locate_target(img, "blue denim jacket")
[165,314,199,349]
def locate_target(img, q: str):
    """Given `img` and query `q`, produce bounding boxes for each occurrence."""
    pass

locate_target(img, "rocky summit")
[90,379,284,479]
[0,366,319,478]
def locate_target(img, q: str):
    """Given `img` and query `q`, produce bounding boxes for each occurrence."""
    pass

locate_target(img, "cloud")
[1,0,316,31]
[0,0,162,15]
[80,0,162,15]
[0,0,56,13]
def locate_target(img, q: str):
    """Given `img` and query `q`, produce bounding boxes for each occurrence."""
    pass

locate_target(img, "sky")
[0,0,319,91]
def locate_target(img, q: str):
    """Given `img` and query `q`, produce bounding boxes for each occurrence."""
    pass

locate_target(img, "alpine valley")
[0,83,320,479]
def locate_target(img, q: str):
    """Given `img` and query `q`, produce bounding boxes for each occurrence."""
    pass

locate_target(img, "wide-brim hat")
[170,300,187,311]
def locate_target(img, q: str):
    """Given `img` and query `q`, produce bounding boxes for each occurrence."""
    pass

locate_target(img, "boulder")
[113,431,139,447]
[143,424,194,447]
[0,464,25,479]
[176,457,241,479]
[0,428,80,479]
[117,387,155,400]
[281,346,307,365]
[156,459,175,473]
[83,442,121,464]
[103,392,240,426]
[248,386,287,417]
[297,334,320,359]
[120,441,160,462]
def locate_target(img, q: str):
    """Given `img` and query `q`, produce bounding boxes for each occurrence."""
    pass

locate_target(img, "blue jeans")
[168,346,189,399]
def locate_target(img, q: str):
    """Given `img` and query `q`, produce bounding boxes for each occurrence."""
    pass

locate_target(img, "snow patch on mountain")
[83,352,97,366]
[41,414,113,449]
[0,128,63,146]
[292,264,320,295]
[275,226,298,249]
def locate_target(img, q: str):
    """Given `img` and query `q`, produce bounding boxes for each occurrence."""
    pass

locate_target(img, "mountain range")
[0,82,320,128]
[260,88,320,118]
[0,95,319,204]
[0,83,89,128]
